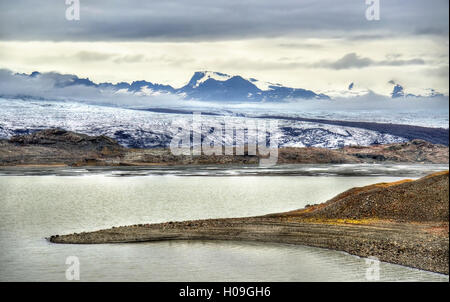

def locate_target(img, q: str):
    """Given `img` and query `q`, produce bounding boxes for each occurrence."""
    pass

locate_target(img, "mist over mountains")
[1,69,446,104]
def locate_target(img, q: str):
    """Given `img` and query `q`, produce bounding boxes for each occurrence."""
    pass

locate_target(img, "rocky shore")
[1,128,448,166]
[50,171,449,274]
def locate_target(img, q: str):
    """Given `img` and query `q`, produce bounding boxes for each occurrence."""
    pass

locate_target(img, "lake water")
[0,164,448,281]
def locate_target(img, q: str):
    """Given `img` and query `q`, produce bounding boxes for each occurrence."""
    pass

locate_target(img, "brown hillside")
[284,171,449,222]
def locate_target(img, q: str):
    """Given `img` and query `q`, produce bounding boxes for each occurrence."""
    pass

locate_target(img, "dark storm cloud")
[0,0,448,41]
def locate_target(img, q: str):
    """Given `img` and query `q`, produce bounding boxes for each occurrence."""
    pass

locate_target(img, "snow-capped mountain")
[2,70,446,103]
[317,82,371,98]
[177,71,329,101]
[317,80,447,99]
[387,81,445,99]
[11,70,329,102]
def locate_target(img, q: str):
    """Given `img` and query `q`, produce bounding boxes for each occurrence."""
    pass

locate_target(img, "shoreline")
[49,171,449,275]
[2,162,448,169]
[48,217,449,275]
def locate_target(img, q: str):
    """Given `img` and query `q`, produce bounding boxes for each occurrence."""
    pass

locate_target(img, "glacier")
[0,98,408,149]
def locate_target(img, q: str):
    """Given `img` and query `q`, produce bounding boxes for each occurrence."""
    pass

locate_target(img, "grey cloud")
[22,50,190,66]
[210,58,304,71]
[343,34,393,41]
[377,58,425,67]
[414,27,449,36]
[425,66,450,78]
[385,53,403,60]
[324,53,373,69]
[113,54,146,63]
[314,53,425,70]
[74,51,115,61]
[277,43,323,49]
[204,53,426,72]
[49,51,146,63]
[0,0,448,41]
[76,52,146,63]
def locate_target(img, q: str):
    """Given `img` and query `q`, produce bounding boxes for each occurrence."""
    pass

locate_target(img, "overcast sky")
[0,0,448,95]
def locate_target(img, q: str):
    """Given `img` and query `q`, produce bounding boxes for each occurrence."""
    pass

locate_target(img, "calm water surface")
[0,164,448,281]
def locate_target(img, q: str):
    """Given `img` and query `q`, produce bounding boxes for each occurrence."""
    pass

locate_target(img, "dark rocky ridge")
[0,128,448,166]
[0,129,125,166]
[9,128,123,152]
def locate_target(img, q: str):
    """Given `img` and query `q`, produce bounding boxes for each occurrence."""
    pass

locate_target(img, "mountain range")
[10,70,446,102]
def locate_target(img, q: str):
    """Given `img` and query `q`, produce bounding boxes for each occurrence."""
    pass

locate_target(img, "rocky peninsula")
[49,171,449,275]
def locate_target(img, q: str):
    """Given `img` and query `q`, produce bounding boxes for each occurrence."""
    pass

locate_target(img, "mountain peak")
[186,71,232,88]
[391,84,405,98]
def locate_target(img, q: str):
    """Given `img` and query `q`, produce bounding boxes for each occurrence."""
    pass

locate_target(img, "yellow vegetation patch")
[289,207,315,215]
[424,170,449,178]
[375,178,414,188]
[372,170,448,188]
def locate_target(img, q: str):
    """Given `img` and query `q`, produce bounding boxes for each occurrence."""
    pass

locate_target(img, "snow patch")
[193,71,231,88]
